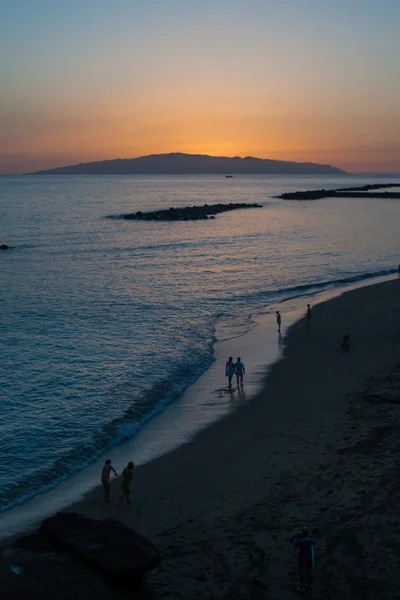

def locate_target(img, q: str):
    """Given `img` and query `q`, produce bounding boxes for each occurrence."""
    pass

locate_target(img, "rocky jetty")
[0,512,160,599]
[279,183,400,200]
[121,202,262,221]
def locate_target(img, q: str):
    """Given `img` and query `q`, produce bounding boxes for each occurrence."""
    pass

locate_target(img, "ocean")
[1,173,400,513]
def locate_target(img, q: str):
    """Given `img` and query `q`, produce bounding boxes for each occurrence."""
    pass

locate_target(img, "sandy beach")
[4,278,400,599]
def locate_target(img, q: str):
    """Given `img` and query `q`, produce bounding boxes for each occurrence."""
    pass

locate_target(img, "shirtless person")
[101,459,118,502]
[234,357,245,387]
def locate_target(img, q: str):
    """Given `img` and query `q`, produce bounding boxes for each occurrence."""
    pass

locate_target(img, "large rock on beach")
[0,545,116,600]
[41,512,161,582]
[1,513,160,599]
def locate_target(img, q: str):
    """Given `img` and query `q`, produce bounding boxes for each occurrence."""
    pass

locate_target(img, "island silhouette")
[30,153,346,175]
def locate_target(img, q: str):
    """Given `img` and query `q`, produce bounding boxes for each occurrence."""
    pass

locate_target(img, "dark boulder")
[41,512,161,582]
[1,514,160,599]
[0,244,9,250]
[0,546,116,600]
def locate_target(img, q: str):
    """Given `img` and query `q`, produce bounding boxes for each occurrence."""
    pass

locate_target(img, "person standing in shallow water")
[225,356,235,388]
[276,311,282,334]
[234,357,245,387]
[118,461,134,506]
[101,459,118,502]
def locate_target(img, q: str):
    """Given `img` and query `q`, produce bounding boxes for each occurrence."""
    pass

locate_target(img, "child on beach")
[118,461,135,506]
[292,527,316,590]
[225,356,235,388]
[276,311,282,333]
[101,459,118,502]
[234,357,245,387]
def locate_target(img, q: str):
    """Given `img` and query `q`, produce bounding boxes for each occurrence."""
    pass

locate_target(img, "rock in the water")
[0,244,9,250]
[278,183,400,201]
[120,202,262,221]
[41,512,161,582]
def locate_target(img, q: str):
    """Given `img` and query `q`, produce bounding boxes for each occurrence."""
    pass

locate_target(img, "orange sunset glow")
[1,1,399,174]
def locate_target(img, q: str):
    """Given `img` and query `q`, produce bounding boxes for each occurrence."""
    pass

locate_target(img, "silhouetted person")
[225,356,235,388]
[101,459,118,502]
[341,334,351,351]
[118,461,134,506]
[292,527,316,590]
[306,304,312,327]
[234,357,245,387]
[276,311,282,334]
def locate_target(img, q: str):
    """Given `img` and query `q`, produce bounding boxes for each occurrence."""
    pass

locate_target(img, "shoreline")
[3,278,400,596]
[4,277,400,597]
[1,274,398,547]
[118,277,400,598]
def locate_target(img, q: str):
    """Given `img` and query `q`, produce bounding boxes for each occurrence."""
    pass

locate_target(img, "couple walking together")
[225,357,245,388]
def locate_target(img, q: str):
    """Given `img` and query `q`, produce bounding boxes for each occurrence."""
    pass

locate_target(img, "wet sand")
[5,278,400,598]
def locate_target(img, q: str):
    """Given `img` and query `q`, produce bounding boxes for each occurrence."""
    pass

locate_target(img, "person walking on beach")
[306,304,312,327]
[292,527,316,590]
[225,356,235,389]
[276,311,282,334]
[234,357,245,387]
[101,459,118,502]
[118,461,134,506]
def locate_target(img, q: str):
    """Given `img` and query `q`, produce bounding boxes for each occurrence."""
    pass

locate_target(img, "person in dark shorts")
[234,357,245,387]
[118,461,135,506]
[292,527,316,590]
[101,459,118,502]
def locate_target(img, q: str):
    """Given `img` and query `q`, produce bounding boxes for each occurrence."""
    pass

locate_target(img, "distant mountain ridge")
[30,153,346,175]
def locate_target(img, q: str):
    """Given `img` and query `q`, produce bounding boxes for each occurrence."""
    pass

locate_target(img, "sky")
[1,0,399,174]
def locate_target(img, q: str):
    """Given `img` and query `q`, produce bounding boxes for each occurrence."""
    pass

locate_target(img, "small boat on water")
[225,175,233,178]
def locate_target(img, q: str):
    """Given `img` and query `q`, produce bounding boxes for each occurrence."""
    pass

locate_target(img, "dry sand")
[12,279,400,598]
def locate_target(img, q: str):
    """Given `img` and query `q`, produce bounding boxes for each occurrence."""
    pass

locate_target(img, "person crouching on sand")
[101,459,118,502]
[225,356,235,388]
[234,357,245,387]
[118,461,134,506]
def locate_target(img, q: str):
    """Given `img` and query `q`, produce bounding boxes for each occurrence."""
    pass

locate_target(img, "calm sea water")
[1,174,399,511]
